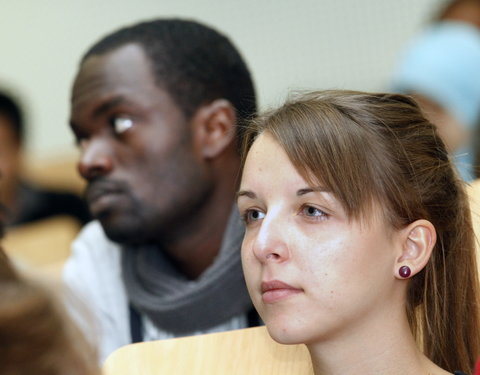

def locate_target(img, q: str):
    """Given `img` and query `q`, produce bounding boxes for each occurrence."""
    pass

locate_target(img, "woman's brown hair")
[241,90,480,373]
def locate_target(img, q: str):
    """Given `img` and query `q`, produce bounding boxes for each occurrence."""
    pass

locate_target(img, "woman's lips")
[261,280,303,304]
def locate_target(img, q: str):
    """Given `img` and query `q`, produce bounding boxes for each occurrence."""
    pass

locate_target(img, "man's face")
[70,44,213,245]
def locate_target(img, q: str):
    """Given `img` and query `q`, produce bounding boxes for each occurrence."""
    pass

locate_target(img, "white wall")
[0,0,446,157]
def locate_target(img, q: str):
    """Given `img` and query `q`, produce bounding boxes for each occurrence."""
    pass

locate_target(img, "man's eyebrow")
[92,95,129,119]
[69,95,130,130]
[236,190,256,202]
[297,186,330,196]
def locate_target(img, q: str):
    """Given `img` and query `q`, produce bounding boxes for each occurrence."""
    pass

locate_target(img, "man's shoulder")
[63,220,131,359]
[64,220,126,299]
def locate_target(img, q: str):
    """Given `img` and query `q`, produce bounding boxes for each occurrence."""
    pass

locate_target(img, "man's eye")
[72,130,89,147]
[113,116,134,134]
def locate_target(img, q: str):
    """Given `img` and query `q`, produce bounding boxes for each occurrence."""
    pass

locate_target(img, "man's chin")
[97,215,146,246]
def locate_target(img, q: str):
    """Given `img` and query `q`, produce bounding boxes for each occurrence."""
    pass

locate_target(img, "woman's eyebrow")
[296,186,329,196]
[236,190,256,202]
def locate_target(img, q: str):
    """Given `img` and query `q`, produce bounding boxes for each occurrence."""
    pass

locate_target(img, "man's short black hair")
[82,18,257,145]
[0,90,24,144]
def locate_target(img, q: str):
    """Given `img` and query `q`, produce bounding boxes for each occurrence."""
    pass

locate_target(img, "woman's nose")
[252,214,290,263]
[77,139,114,181]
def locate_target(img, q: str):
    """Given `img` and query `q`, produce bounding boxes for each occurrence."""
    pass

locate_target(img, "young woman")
[237,90,480,375]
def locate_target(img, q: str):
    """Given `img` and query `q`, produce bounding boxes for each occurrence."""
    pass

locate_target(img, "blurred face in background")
[0,114,21,222]
[439,0,480,29]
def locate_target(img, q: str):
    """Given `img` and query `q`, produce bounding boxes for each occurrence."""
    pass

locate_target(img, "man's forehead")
[71,44,156,106]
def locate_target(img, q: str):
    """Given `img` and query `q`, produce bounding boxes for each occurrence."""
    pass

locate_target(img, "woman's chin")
[265,323,306,345]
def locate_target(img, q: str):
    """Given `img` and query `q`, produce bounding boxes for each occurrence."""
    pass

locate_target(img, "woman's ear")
[191,99,237,159]
[394,219,437,279]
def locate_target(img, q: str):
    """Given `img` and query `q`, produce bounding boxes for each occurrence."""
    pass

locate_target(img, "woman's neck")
[306,307,451,375]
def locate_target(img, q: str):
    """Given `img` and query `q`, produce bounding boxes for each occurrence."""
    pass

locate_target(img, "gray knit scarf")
[121,207,253,334]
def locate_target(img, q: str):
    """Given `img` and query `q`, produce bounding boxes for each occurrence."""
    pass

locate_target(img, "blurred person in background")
[434,6,480,373]
[437,0,480,29]
[437,0,480,178]
[0,90,90,226]
[391,20,480,180]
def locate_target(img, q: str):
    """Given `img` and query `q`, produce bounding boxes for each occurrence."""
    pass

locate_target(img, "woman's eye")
[301,205,327,219]
[112,116,134,134]
[242,209,265,224]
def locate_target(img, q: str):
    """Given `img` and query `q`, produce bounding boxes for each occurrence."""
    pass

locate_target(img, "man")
[64,19,258,362]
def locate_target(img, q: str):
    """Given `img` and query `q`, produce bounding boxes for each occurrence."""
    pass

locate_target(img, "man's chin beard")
[104,228,148,246]
[98,216,150,246]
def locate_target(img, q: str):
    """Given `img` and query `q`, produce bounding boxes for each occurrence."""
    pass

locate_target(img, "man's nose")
[252,214,290,263]
[77,139,114,180]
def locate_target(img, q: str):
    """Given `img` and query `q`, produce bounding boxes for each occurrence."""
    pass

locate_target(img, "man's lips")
[84,180,129,217]
[86,187,121,204]
[261,280,303,304]
[85,180,125,204]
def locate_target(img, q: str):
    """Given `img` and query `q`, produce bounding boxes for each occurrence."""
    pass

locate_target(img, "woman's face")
[237,133,404,346]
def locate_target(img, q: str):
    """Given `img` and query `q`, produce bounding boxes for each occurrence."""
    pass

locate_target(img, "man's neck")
[167,204,233,279]
[159,176,238,280]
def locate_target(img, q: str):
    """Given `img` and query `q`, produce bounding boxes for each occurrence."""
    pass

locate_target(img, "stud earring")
[399,265,411,278]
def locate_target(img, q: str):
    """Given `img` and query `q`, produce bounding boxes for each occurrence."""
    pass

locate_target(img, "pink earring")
[399,265,411,278]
